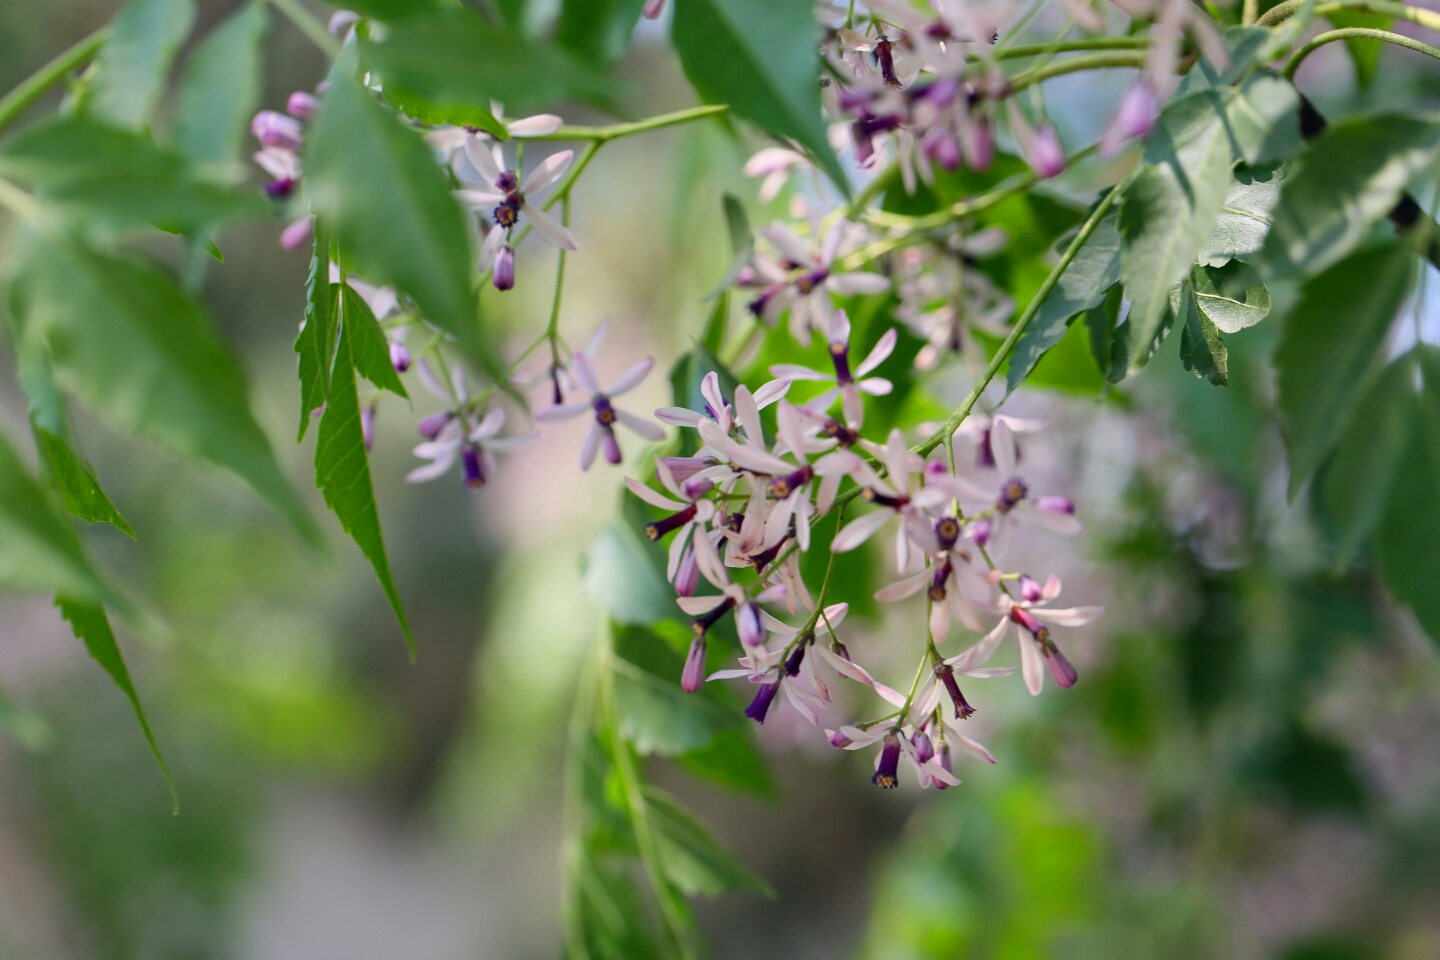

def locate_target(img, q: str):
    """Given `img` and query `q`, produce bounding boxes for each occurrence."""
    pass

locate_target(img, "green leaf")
[708,192,754,300]
[1007,205,1121,392]
[1326,10,1392,86]
[672,0,848,195]
[88,0,195,130]
[701,291,730,355]
[380,87,507,140]
[1190,260,1271,332]
[1198,166,1284,266]
[0,686,53,752]
[296,226,337,442]
[556,0,648,65]
[1084,284,1122,376]
[341,285,408,398]
[56,598,176,808]
[171,1,268,175]
[306,62,489,376]
[643,786,774,897]
[676,727,777,797]
[0,429,109,603]
[1376,346,1440,644]
[1262,0,1318,59]
[583,519,676,627]
[314,312,414,658]
[362,9,623,116]
[1107,303,1176,382]
[0,116,265,230]
[1120,91,1236,375]
[34,430,136,537]
[343,0,444,18]
[1173,25,1272,94]
[1320,355,1416,566]
[611,657,738,755]
[5,229,318,546]
[1275,238,1414,495]
[1258,113,1440,280]
[1226,73,1301,167]
[1177,282,1229,386]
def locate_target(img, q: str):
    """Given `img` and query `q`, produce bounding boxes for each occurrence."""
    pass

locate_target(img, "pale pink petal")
[655,406,705,426]
[768,363,831,382]
[535,401,591,422]
[521,149,573,194]
[463,135,503,186]
[580,420,603,470]
[523,203,578,250]
[1017,501,1084,536]
[857,377,893,396]
[761,224,813,265]
[826,271,891,295]
[607,357,653,397]
[991,417,1017,477]
[875,567,929,602]
[1031,605,1104,627]
[507,114,563,137]
[616,408,666,440]
[570,352,600,395]
[947,618,1010,673]
[1020,632,1045,696]
[855,328,898,378]
[677,595,726,615]
[833,509,892,552]
[625,476,686,511]
[753,378,792,409]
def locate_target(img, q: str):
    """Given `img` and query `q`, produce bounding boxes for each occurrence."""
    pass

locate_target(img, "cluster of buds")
[251,88,322,249]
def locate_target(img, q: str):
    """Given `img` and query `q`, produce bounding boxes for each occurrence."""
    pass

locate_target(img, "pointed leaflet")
[643,786,774,897]
[4,229,317,546]
[672,0,849,195]
[305,60,493,377]
[556,0,648,65]
[342,285,408,398]
[1258,114,1440,280]
[296,225,337,442]
[1190,260,1270,332]
[1177,282,1229,386]
[1007,205,1121,392]
[315,309,414,658]
[172,1,268,175]
[1084,284,1122,376]
[1119,91,1236,375]
[88,0,194,130]
[0,429,109,603]
[1275,238,1414,495]
[56,598,176,808]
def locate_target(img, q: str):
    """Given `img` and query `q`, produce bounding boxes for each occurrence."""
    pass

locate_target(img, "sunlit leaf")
[1189,260,1270,333]
[172,1,268,175]
[1177,282,1229,386]
[1198,167,1283,267]
[88,0,195,130]
[1226,73,1301,167]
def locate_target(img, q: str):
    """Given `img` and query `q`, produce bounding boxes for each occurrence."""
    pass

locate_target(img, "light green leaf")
[0,429,109,603]
[1120,91,1235,374]
[296,225,337,442]
[89,0,194,129]
[341,285,408,398]
[0,116,265,230]
[583,523,676,626]
[56,598,176,808]
[362,9,623,116]
[306,62,489,375]
[315,312,414,658]
[5,228,318,546]
[1226,73,1301,166]
[1174,25,1272,94]
[707,192,754,300]
[672,0,848,195]
[380,88,507,140]
[1258,113,1440,280]
[556,0,648,65]
[1178,282,1229,386]
[1275,238,1414,495]
[1326,10,1392,86]
[611,657,738,755]
[644,786,774,897]
[676,727,777,797]
[1008,205,1121,392]
[1198,167,1284,266]
[1190,260,1271,333]
[172,1,268,175]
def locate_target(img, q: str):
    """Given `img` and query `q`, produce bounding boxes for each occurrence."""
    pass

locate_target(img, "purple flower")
[287,91,320,121]
[752,224,890,346]
[681,635,708,693]
[1100,81,1161,158]
[407,405,537,487]
[872,732,902,788]
[252,111,303,152]
[457,139,578,258]
[389,341,411,373]
[948,573,1102,696]
[769,309,897,428]
[536,350,663,470]
[492,244,515,292]
[744,680,781,723]
[947,418,1084,540]
[280,215,313,250]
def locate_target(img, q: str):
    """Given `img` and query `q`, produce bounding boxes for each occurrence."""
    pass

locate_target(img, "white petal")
[1032,605,1104,627]
[470,407,506,439]
[699,371,725,416]
[922,759,963,785]
[857,377,893,396]
[405,452,457,483]
[1041,573,1063,602]
[615,408,666,440]
[521,149,573,194]
[535,401,591,423]
[753,378,792,410]
[454,188,507,209]
[874,568,930,603]
[625,477,686,511]
[783,682,819,725]
[826,271,891,295]
[855,328,898,378]
[417,359,452,402]
[708,667,757,681]
[991,417,1017,478]
[654,406,705,427]
[570,352,600,395]
[507,114,563,137]
[580,420,602,470]
[1020,632,1045,696]
[874,683,907,707]
[679,595,729,616]
[523,202,579,250]
[947,618,1010,673]
[1018,501,1084,536]
[463,134,503,185]
[961,666,1015,679]
[768,364,831,382]
[761,224,812,265]
[832,509,892,552]
[951,731,997,764]
[734,385,765,448]
[608,357,654,397]
[485,432,538,451]
[776,401,807,460]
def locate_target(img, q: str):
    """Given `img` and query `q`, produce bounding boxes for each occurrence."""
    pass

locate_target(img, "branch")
[1007,51,1150,93]
[1258,0,1440,32]
[0,27,107,137]
[1284,26,1440,76]
[527,104,730,143]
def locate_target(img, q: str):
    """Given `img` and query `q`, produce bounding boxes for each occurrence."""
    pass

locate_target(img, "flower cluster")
[251,88,322,250]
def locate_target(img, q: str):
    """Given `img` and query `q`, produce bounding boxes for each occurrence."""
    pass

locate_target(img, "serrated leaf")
[1275,238,1414,495]
[611,657,738,755]
[380,87,507,140]
[643,786,774,897]
[5,229,318,546]
[171,1,268,176]
[1258,113,1440,280]
[306,61,491,377]
[56,598,176,808]
[0,430,109,603]
[1321,355,1416,566]
[314,312,414,658]
[1007,205,1121,392]
[362,9,623,116]
[88,0,194,130]
[0,116,265,230]
[342,285,408,397]
[672,0,848,195]
[1227,73,1301,167]
[1085,284,1122,376]
[556,0,648,65]
[1178,283,1229,385]
[1120,91,1236,374]
[34,430,136,537]
[1198,167,1284,266]
[296,225,337,442]
[1190,260,1270,332]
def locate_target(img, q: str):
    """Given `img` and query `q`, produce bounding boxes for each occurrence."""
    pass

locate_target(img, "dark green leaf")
[1326,10,1391,86]
[556,0,648,65]
[611,657,738,755]
[1084,284,1122,375]
[1178,283,1229,385]
[362,9,623,116]
[1376,347,1440,645]
[1275,238,1414,495]
[643,786,774,897]
[380,87,507,140]
[672,0,848,195]
[5,229,317,546]
[34,430,136,537]
[1173,25,1272,94]
[1258,113,1440,280]
[676,727,777,797]
[88,0,195,130]
[0,116,265,230]
[1320,355,1416,566]
[700,291,730,355]
[341,285,408,397]
[296,226,337,442]
[172,1,268,175]
[1198,167,1284,266]
[306,62,489,376]
[314,312,414,658]
[1007,206,1121,392]
[1107,304,1176,382]
[1190,260,1270,332]
[583,523,676,625]
[56,598,176,808]
[0,429,109,603]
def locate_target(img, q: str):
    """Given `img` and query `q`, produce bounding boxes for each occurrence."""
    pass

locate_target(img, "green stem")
[1007,51,1150,93]
[1284,26,1440,76]
[546,198,571,375]
[266,0,342,59]
[1258,0,1440,31]
[846,160,900,220]
[528,104,731,143]
[0,27,107,137]
[995,37,1151,58]
[1243,0,1261,24]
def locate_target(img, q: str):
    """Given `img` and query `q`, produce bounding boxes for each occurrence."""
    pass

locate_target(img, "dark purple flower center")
[493,196,521,228]
[829,340,853,383]
[928,559,952,602]
[863,487,909,510]
[769,465,814,499]
[462,445,485,488]
[784,643,806,677]
[795,267,830,295]
[935,516,960,550]
[998,475,1028,510]
[594,395,617,425]
[872,733,902,788]
[822,419,859,446]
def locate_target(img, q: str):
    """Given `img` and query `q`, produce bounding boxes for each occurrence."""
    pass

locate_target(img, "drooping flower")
[875,510,993,641]
[831,428,931,567]
[625,456,726,587]
[406,407,537,487]
[948,418,1083,542]
[752,224,890,346]
[948,573,1103,695]
[770,309,897,427]
[455,137,577,290]
[535,350,664,470]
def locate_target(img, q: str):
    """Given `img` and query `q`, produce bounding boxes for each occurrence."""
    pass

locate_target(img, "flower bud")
[1100,82,1160,158]
[681,636,707,693]
[1043,641,1078,688]
[361,404,377,451]
[462,445,486,488]
[1026,124,1065,179]
[828,729,853,748]
[390,342,411,373]
[493,245,515,291]
[1019,574,1044,603]
[744,680,780,724]
[737,602,765,647]
[417,412,452,440]
[287,91,320,120]
[967,517,992,546]
[933,742,953,790]
[912,730,934,765]
[252,111,303,151]
[872,732,902,788]
[280,216,314,250]
[1036,495,1075,515]
[673,545,700,597]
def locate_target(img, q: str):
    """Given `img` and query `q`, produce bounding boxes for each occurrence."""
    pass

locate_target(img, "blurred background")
[2,2,1440,959]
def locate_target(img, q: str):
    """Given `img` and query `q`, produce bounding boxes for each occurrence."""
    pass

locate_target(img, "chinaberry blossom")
[748,223,889,346]
[407,407,537,488]
[743,148,810,203]
[770,309,896,428]
[949,418,1082,542]
[536,349,663,470]
[949,573,1103,695]
[455,137,577,290]
[682,526,769,693]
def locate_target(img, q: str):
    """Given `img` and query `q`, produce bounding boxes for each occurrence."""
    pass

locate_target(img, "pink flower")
[1100,81,1161,158]
[752,224,890,346]
[770,309,897,427]
[947,418,1083,542]
[948,573,1103,695]
[406,407,537,487]
[536,350,663,470]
